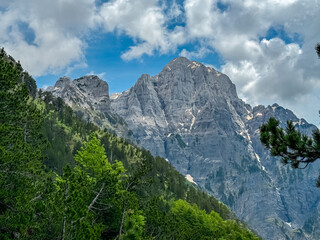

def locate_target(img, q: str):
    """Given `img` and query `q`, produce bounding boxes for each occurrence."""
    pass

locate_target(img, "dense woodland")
[0,48,260,239]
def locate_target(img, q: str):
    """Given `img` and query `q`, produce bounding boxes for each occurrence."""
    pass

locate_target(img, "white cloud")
[222,38,308,103]
[180,45,213,59]
[87,70,106,79]
[99,0,166,59]
[99,0,187,60]
[182,0,320,124]
[0,0,97,76]
[1,0,320,124]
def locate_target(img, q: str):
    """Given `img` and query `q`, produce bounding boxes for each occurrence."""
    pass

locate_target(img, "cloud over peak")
[1,0,320,123]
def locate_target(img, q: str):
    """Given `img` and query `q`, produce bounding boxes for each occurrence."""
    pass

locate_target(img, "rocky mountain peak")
[133,74,151,88]
[159,57,209,77]
[164,56,192,68]
[48,57,320,240]
[54,76,73,89]
[111,57,320,240]
[48,75,111,113]
[74,75,109,97]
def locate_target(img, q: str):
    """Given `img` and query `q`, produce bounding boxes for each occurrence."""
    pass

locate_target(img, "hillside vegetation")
[0,48,259,239]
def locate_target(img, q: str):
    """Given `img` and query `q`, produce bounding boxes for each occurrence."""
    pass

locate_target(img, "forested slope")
[0,48,259,239]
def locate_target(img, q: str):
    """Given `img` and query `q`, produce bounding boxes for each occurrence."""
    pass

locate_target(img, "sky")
[1,0,320,125]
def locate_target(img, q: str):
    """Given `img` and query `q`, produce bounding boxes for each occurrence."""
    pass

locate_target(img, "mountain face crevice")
[48,57,320,240]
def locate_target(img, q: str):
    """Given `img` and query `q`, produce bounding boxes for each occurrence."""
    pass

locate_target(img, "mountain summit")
[49,75,111,112]
[49,57,320,240]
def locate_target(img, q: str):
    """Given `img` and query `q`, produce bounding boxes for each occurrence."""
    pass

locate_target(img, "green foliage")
[260,117,320,187]
[144,199,259,240]
[0,48,52,239]
[316,43,320,58]
[52,136,133,239]
[0,48,259,239]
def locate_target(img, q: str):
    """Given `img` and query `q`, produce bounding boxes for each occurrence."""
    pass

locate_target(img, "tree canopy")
[260,118,320,187]
[316,43,320,58]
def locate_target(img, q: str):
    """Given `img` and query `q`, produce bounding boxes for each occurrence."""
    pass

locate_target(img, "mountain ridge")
[46,56,320,240]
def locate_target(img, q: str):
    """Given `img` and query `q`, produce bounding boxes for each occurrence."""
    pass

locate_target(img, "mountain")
[48,57,320,240]
[46,75,133,139]
[1,48,259,239]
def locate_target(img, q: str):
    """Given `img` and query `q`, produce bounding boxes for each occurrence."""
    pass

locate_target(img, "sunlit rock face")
[49,75,111,112]
[47,75,135,140]
[48,57,320,239]
[111,57,320,240]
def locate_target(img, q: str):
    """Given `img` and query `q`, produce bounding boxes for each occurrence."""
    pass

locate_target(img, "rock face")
[47,58,320,239]
[49,75,111,112]
[46,75,133,139]
[111,57,320,240]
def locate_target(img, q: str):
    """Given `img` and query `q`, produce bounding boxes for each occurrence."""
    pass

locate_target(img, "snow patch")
[239,130,251,142]
[255,153,261,163]
[192,61,201,67]
[285,222,293,228]
[185,108,192,114]
[256,113,263,117]
[216,73,221,77]
[110,92,122,100]
[292,119,304,126]
[185,108,196,130]
[190,115,196,130]
[246,115,253,121]
[185,174,197,185]
[191,62,201,69]
[167,66,171,71]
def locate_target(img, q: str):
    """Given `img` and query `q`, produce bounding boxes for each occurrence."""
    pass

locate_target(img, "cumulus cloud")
[0,0,97,76]
[87,70,106,79]
[222,38,309,103]
[1,0,320,123]
[181,0,320,123]
[99,0,188,60]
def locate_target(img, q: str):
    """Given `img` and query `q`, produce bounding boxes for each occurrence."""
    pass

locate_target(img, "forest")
[0,48,260,239]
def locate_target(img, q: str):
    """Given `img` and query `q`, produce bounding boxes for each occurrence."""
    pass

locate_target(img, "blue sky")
[1,0,320,125]
[36,32,224,94]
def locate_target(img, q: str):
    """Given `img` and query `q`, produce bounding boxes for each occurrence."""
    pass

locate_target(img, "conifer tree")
[0,50,51,238]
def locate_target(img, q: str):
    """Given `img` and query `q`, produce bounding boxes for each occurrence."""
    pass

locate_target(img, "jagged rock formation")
[48,75,111,112]
[48,58,320,240]
[110,57,320,240]
[46,75,133,139]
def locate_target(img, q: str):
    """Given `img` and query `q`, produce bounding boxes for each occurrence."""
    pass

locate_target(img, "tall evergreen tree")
[0,50,51,238]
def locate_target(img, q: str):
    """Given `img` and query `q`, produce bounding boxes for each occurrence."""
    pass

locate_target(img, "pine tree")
[0,50,51,238]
